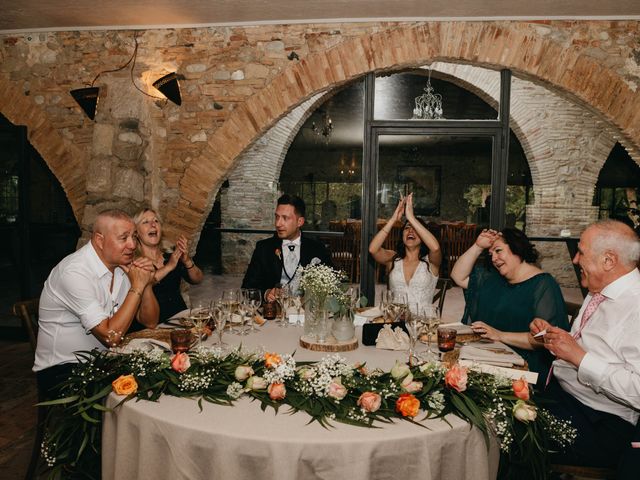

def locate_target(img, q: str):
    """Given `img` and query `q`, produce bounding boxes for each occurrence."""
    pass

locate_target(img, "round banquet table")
[102,321,499,480]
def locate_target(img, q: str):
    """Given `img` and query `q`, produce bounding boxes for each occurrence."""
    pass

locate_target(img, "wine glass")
[423,305,441,356]
[288,286,304,328]
[236,292,252,336]
[220,289,240,334]
[243,288,261,333]
[273,284,289,328]
[211,303,227,347]
[405,308,421,366]
[345,285,360,310]
[386,290,407,322]
[189,300,211,349]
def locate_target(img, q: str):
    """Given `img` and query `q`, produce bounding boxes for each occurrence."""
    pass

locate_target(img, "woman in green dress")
[451,227,568,387]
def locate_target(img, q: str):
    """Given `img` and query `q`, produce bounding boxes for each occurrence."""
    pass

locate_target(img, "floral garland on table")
[40,347,576,480]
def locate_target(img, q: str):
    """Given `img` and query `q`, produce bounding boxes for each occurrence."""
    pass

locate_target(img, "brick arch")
[167,21,640,239]
[0,76,87,222]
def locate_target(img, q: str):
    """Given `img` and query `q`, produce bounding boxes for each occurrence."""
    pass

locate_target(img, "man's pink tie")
[545,292,606,387]
[573,293,606,340]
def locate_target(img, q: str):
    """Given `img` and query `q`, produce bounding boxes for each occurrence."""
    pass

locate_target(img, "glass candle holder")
[170,329,193,354]
[437,327,457,352]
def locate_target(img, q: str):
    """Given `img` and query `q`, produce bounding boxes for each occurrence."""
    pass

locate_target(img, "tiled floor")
[0,273,584,479]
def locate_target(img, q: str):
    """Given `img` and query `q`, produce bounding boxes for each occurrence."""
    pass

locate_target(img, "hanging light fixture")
[69,32,174,120]
[152,72,182,106]
[311,110,333,142]
[412,69,444,120]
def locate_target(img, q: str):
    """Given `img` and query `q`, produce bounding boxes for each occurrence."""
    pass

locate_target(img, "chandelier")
[412,70,443,120]
[311,111,333,141]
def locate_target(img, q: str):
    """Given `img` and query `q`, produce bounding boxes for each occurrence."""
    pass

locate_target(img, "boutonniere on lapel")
[275,248,282,260]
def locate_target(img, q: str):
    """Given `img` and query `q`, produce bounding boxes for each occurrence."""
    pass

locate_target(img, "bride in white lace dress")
[368,194,442,313]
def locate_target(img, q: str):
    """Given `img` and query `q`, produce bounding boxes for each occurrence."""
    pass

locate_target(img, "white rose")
[513,400,537,423]
[246,376,267,391]
[391,361,410,380]
[234,365,254,381]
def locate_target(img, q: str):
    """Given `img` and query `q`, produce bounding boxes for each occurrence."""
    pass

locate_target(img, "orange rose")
[444,364,468,393]
[112,374,138,396]
[512,378,530,401]
[395,393,420,418]
[264,352,282,369]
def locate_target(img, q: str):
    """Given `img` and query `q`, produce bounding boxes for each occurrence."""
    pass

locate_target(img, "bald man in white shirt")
[531,220,640,477]
[34,209,159,397]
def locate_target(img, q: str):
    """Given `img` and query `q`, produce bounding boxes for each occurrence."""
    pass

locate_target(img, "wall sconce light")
[152,72,182,106]
[69,32,177,121]
[70,87,100,120]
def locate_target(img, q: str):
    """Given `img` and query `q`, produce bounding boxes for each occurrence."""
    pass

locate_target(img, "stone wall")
[0,21,639,268]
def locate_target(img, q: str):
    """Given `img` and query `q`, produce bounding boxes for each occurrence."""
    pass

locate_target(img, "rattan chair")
[13,298,39,352]
[433,278,451,313]
[440,223,477,278]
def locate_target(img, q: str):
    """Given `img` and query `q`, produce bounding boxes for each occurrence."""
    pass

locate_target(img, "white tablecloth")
[102,322,499,480]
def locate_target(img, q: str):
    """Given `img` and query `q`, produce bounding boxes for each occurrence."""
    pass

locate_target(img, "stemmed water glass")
[243,288,261,333]
[211,302,227,347]
[384,290,407,322]
[189,300,211,349]
[236,291,253,335]
[405,307,421,366]
[273,284,289,328]
[423,305,441,357]
[220,289,240,334]
[289,286,304,328]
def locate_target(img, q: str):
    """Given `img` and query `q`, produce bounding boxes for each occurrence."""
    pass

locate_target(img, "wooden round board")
[299,334,358,352]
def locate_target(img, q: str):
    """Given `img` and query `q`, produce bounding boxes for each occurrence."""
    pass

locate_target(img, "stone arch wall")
[1,21,639,255]
[0,75,87,222]
[167,21,640,245]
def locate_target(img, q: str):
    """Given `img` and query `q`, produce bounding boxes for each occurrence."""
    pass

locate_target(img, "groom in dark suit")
[242,194,333,300]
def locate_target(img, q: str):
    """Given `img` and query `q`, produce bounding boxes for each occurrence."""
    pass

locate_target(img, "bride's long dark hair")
[388,218,433,274]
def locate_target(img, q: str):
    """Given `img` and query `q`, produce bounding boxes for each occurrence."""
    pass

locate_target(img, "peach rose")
[512,378,530,401]
[401,373,424,394]
[170,352,191,373]
[246,376,267,390]
[357,392,382,413]
[513,400,537,423]
[444,364,468,393]
[395,393,420,418]
[112,374,138,396]
[268,382,286,401]
[327,378,348,400]
[234,365,254,381]
[264,352,282,369]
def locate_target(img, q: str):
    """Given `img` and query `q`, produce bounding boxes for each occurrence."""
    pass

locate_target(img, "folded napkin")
[117,338,172,354]
[354,306,383,326]
[375,324,409,350]
[440,322,475,335]
[459,345,525,367]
